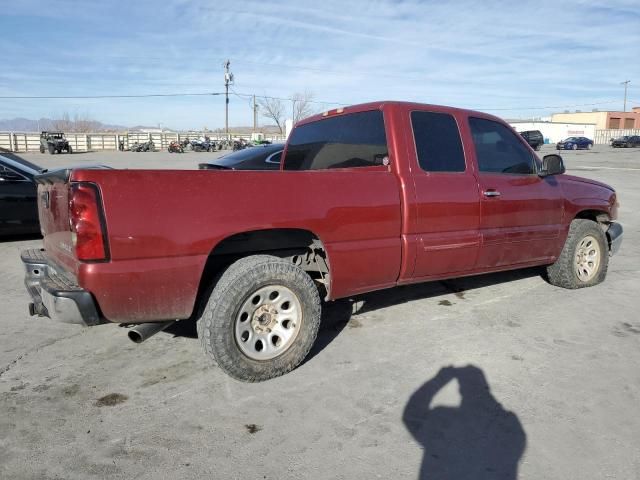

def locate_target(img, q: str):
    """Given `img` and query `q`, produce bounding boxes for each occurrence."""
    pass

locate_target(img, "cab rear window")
[284,110,388,170]
[411,111,465,172]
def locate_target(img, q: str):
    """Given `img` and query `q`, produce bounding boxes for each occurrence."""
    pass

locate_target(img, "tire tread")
[197,255,321,382]
[546,219,608,289]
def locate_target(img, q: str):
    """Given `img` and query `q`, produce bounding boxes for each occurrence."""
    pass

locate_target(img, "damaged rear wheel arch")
[190,228,331,321]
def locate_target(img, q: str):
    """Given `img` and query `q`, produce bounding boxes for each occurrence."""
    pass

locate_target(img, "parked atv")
[130,140,155,152]
[40,131,72,154]
[232,139,249,151]
[191,138,213,152]
[168,141,184,153]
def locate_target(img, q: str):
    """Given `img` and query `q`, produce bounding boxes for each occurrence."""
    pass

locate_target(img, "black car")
[611,135,640,148]
[0,152,42,235]
[556,136,594,150]
[519,130,544,151]
[198,143,284,170]
[40,131,72,154]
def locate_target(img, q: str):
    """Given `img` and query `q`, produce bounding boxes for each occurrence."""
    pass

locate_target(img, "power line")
[479,100,621,112]
[0,92,223,99]
[0,90,632,114]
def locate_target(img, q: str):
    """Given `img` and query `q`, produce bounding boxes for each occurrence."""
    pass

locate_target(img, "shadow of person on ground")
[403,365,526,480]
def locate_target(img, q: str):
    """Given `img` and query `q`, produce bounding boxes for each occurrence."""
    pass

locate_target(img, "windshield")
[0,152,42,175]
[564,137,578,142]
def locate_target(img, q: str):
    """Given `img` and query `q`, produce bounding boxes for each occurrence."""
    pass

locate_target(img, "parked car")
[0,152,42,235]
[519,130,544,151]
[198,143,284,170]
[22,101,622,382]
[40,131,72,154]
[611,135,640,148]
[556,136,593,150]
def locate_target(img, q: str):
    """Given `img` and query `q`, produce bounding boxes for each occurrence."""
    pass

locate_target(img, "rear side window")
[284,110,388,170]
[411,111,465,172]
[469,117,536,175]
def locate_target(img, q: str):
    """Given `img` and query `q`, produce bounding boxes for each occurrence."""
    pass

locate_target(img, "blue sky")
[1,0,639,129]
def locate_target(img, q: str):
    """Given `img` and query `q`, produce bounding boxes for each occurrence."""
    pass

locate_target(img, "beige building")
[551,107,640,130]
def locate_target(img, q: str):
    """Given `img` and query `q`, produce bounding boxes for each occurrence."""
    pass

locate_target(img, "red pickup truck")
[22,101,622,381]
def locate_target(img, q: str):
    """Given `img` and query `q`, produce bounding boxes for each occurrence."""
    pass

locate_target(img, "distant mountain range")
[0,117,129,132]
[0,117,283,134]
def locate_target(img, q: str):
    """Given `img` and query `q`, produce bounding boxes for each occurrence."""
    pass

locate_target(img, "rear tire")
[545,219,608,289]
[40,145,45,154]
[67,145,72,154]
[197,255,321,382]
[48,145,55,154]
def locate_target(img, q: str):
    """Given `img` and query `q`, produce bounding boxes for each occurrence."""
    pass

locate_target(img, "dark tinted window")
[411,111,465,172]
[284,110,387,170]
[469,117,536,175]
[0,153,41,174]
[0,164,27,181]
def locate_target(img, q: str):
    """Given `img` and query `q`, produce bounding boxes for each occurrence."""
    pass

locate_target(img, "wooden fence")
[594,129,640,145]
[0,132,286,153]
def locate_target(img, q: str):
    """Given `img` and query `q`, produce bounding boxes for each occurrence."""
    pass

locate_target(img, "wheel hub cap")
[235,285,302,360]
[252,305,278,333]
[575,235,600,282]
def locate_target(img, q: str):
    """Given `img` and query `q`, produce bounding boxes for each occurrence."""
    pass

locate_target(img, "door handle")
[483,190,501,197]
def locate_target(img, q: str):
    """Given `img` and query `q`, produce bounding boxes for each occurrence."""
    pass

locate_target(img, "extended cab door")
[406,110,481,280]
[468,117,564,268]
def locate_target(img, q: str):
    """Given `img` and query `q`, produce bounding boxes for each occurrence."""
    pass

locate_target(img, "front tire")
[197,255,321,382]
[546,219,608,289]
[572,144,578,150]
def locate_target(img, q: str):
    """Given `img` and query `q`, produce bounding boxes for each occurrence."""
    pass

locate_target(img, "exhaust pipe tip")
[127,330,144,344]
[127,321,175,344]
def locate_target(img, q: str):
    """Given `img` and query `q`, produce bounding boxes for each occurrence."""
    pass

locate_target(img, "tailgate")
[36,169,77,273]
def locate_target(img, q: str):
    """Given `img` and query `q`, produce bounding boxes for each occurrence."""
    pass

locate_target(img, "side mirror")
[539,154,565,177]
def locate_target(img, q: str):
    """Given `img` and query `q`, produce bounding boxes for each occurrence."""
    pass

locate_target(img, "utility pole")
[291,98,296,125]
[224,59,233,134]
[253,95,257,132]
[621,80,630,112]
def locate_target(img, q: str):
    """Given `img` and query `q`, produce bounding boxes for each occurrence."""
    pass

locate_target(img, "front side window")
[284,110,388,170]
[469,117,536,175]
[411,111,465,172]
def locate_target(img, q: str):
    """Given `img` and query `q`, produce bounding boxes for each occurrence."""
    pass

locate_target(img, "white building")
[508,121,596,144]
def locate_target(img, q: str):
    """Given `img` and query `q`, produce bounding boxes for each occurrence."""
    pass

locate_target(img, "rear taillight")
[69,182,109,261]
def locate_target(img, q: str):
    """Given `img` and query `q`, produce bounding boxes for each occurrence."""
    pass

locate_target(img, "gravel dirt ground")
[1,145,639,479]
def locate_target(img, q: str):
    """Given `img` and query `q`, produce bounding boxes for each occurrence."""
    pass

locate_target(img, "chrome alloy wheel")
[234,285,302,360]
[575,235,601,282]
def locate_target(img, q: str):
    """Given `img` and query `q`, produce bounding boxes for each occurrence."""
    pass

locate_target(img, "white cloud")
[1,0,639,128]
